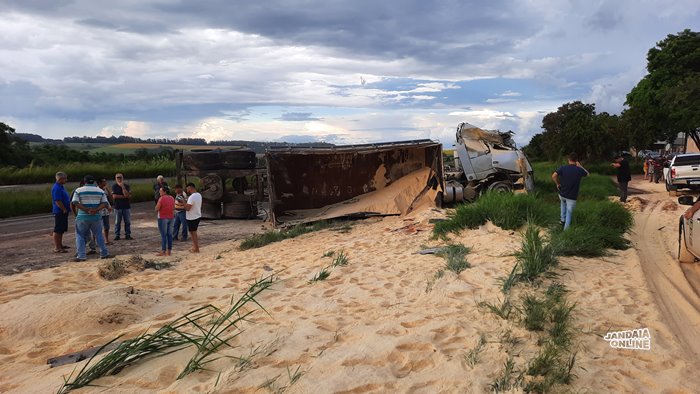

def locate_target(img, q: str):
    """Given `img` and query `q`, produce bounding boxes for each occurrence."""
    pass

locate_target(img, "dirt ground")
[0,202,269,275]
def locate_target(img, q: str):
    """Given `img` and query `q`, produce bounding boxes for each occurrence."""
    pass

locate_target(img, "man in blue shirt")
[72,175,113,261]
[52,171,71,253]
[551,153,589,230]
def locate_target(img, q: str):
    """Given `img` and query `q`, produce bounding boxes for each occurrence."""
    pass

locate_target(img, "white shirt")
[186,192,202,220]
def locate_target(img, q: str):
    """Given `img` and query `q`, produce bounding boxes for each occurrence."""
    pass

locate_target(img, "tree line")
[525,29,699,162]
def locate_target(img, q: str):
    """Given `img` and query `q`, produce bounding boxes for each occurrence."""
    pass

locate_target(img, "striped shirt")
[72,184,108,221]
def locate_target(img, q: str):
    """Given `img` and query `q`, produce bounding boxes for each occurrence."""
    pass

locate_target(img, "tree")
[525,101,626,161]
[0,122,31,166]
[624,29,700,144]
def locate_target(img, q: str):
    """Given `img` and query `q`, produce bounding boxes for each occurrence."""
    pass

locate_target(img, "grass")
[57,275,276,393]
[490,357,522,392]
[0,181,164,218]
[240,221,345,250]
[479,297,513,320]
[434,162,633,264]
[464,333,487,367]
[309,267,332,282]
[330,250,349,267]
[0,158,175,185]
[436,243,471,274]
[434,192,558,236]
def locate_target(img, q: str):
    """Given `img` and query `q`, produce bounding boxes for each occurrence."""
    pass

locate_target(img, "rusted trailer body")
[266,140,444,224]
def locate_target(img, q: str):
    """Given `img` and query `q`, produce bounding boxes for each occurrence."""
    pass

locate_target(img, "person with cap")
[612,153,632,203]
[72,175,113,261]
[112,172,132,240]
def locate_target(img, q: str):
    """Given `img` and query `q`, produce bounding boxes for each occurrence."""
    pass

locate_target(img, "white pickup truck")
[666,153,700,192]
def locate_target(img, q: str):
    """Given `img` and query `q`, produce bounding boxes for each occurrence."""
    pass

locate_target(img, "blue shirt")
[72,184,108,221]
[556,164,588,200]
[51,182,71,214]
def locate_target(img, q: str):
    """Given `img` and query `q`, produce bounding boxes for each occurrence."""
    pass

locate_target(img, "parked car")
[666,153,700,192]
[677,195,700,263]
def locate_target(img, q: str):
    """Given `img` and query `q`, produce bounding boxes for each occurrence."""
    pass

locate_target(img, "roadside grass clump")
[550,200,632,257]
[490,357,523,392]
[330,250,349,267]
[518,283,578,393]
[436,243,471,274]
[57,275,276,393]
[309,266,332,282]
[479,297,513,320]
[424,268,445,293]
[464,333,487,368]
[309,250,350,283]
[240,221,345,250]
[433,192,559,238]
[501,222,558,293]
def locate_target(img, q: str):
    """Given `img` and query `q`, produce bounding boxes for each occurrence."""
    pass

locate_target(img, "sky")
[1,1,699,147]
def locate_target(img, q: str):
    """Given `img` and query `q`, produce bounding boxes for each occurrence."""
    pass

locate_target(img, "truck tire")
[679,223,695,263]
[487,181,513,193]
[200,175,224,201]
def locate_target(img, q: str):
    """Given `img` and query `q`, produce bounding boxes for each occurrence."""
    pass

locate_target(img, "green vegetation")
[436,243,471,274]
[309,249,350,283]
[58,275,276,393]
[434,164,633,264]
[464,333,487,368]
[0,181,159,219]
[0,158,175,185]
[240,221,349,250]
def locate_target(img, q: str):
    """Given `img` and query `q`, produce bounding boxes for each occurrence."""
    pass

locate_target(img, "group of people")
[643,156,669,184]
[552,152,631,230]
[51,172,203,262]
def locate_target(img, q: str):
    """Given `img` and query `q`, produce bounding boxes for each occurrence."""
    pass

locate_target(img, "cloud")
[1,0,699,147]
[279,112,321,122]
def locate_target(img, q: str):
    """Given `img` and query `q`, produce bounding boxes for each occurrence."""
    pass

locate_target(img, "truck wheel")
[487,181,513,193]
[679,224,695,263]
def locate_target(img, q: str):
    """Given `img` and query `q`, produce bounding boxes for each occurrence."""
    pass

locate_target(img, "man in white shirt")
[185,182,202,253]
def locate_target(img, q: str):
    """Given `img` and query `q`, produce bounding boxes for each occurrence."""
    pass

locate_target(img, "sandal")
[53,249,68,253]
[156,252,166,256]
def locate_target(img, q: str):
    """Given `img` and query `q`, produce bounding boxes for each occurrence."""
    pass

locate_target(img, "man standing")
[185,182,202,253]
[551,153,589,230]
[98,178,113,244]
[112,173,133,240]
[153,175,168,205]
[72,175,112,261]
[173,184,188,241]
[52,171,71,253]
[612,153,632,203]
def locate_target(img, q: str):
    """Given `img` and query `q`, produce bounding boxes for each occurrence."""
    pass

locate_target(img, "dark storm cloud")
[153,0,537,62]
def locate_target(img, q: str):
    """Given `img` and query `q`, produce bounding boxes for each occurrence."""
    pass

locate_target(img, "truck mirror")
[678,195,695,205]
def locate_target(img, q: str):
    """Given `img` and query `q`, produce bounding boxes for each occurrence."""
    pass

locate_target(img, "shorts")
[102,215,110,230]
[54,212,69,233]
[187,218,201,232]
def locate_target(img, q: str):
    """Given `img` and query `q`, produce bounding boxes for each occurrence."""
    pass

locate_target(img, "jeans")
[76,219,108,259]
[114,208,131,237]
[158,218,174,251]
[618,181,628,203]
[173,210,188,240]
[559,195,577,230]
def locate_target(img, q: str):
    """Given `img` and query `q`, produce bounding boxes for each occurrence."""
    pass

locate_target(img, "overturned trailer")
[266,140,444,225]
